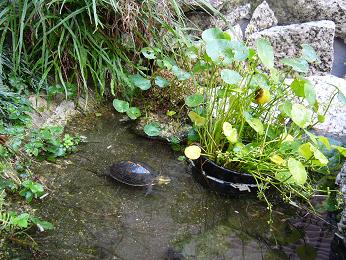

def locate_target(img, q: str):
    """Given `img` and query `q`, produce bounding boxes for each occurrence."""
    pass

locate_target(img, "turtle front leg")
[145,183,153,196]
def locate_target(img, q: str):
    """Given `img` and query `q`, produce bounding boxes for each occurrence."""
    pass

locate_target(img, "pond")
[10,107,342,259]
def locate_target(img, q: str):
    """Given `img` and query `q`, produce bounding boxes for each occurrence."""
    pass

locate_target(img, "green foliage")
[144,122,161,137]
[177,27,345,211]
[0,0,186,98]
[0,191,53,233]
[25,126,80,161]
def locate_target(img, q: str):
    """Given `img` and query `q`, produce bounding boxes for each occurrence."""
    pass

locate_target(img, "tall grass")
[0,0,187,100]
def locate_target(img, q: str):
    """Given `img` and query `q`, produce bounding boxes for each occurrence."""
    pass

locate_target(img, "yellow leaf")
[280,133,294,142]
[255,88,271,105]
[270,154,286,166]
[222,122,238,143]
[184,145,202,160]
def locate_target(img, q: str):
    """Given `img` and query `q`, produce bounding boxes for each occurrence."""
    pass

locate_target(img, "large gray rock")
[29,96,95,128]
[186,4,250,37]
[264,0,346,40]
[308,75,346,136]
[245,1,277,38]
[248,20,336,75]
[210,3,251,29]
[179,0,228,12]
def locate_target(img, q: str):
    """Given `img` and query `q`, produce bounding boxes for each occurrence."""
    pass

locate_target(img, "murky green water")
[15,108,338,259]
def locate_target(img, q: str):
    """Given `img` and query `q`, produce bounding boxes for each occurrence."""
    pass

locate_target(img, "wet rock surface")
[248,20,336,75]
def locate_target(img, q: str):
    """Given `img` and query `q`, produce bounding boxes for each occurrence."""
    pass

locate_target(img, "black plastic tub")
[191,156,258,196]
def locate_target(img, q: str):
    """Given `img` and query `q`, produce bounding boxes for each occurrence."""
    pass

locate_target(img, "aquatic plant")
[178,28,346,214]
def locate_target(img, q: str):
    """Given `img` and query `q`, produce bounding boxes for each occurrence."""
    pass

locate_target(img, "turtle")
[107,160,171,194]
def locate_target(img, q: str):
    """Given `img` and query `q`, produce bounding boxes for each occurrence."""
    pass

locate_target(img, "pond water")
[11,108,343,259]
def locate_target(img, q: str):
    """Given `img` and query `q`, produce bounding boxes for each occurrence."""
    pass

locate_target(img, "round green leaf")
[281,58,309,73]
[188,111,206,126]
[206,39,234,64]
[229,41,249,61]
[249,74,268,89]
[185,94,204,107]
[172,66,191,81]
[304,80,316,106]
[291,104,312,128]
[301,44,320,63]
[221,69,242,85]
[288,158,307,185]
[126,107,141,120]
[222,122,238,143]
[113,99,129,113]
[141,47,157,59]
[130,74,151,90]
[155,76,169,88]
[144,122,161,137]
[243,112,264,135]
[256,38,274,69]
[202,28,226,42]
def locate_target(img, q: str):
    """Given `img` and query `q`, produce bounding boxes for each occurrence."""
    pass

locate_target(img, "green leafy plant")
[24,126,80,161]
[0,0,187,99]
[179,27,345,212]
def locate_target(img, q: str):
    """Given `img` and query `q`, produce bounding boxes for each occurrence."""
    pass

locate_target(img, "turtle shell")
[109,161,156,186]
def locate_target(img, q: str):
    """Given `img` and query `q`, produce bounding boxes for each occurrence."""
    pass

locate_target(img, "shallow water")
[14,108,341,259]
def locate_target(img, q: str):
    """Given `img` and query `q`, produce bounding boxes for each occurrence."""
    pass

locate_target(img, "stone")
[210,4,251,30]
[307,75,346,136]
[263,0,346,40]
[29,95,95,128]
[226,24,244,40]
[248,20,336,75]
[179,0,227,13]
[245,1,277,38]
[337,162,346,239]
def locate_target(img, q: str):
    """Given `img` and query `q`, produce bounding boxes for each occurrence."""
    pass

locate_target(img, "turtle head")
[153,175,171,185]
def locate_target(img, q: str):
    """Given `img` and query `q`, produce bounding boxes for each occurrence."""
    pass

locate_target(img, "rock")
[248,20,336,75]
[179,0,227,13]
[211,4,251,30]
[29,96,95,128]
[337,162,346,239]
[245,1,277,38]
[307,75,346,136]
[226,24,244,40]
[263,0,346,40]
[186,11,213,34]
